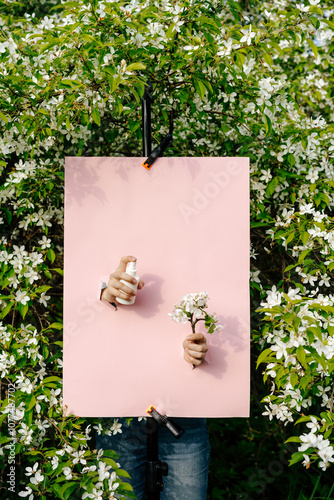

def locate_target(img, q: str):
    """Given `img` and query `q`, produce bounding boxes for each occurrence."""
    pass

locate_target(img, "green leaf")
[26,394,36,411]
[91,108,101,127]
[0,112,9,123]
[306,39,318,59]
[309,16,320,30]
[309,5,323,15]
[1,302,13,319]
[52,268,64,276]
[301,232,309,245]
[296,346,306,368]
[50,484,64,499]
[284,264,296,273]
[307,326,322,340]
[290,372,299,387]
[192,78,206,99]
[35,286,52,293]
[285,436,302,443]
[101,457,118,468]
[263,52,273,67]
[263,114,272,136]
[116,469,131,478]
[118,481,134,491]
[298,249,311,263]
[109,75,120,93]
[102,449,119,459]
[25,409,33,427]
[234,51,245,70]
[126,62,146,71]
[287,153,295,166]
[289,451,306,466]
[42,376,61,385]
[195,15,219,29]
[47,248,56,264]
[61,482,78,500]
[266,176,278,197]
[300,375,313,391]
[295,415,315,424]
[46,322,63,330]
[19,303,29,319]
[256,347,274,368]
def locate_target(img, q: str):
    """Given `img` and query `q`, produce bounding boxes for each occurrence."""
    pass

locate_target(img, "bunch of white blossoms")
[169,292,223,334]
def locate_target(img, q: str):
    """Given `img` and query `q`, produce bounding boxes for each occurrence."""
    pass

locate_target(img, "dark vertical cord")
[142,81,153,157]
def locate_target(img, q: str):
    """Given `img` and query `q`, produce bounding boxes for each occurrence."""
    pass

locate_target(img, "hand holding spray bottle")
[115,261,139,305]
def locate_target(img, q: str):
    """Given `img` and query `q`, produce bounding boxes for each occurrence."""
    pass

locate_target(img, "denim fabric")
[96,417,210,500]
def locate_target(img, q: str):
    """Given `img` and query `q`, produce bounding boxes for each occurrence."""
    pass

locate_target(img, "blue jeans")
[96,418,210,500]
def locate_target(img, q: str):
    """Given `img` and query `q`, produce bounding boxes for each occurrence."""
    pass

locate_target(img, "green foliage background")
[1,0,334,498]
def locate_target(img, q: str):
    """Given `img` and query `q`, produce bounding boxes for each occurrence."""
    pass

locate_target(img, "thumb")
[116,255,137,273]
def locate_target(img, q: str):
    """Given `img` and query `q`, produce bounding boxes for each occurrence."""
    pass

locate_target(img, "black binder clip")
[146,406,184,439]
[142,132,173,170]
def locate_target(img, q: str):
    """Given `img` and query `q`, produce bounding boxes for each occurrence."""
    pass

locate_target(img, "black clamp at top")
[142,133,173,170]
[142,98,174,170]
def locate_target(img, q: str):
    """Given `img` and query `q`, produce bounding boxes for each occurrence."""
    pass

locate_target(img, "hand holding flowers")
[169,292,223,367]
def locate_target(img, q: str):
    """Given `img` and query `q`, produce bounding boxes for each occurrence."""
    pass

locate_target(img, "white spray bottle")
[116,261,139,305]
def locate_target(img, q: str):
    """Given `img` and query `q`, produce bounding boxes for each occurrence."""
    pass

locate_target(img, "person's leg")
[158,418,210,500]
[96,418,147,500]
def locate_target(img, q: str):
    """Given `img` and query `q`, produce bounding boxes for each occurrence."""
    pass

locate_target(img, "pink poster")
[63,157,250,417]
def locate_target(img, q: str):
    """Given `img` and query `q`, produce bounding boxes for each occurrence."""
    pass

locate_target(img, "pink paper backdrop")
[64,157,250,417]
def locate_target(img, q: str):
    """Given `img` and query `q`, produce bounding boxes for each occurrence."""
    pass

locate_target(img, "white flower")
[250,270,261,283]
[317,439,334,470]
[94,423,103,435]
[319,274,330,287]
[15,290,30,305]
[83,488,103,499]
[39,16,55,30]
[259,170,272,183]
[297,3,309,12]
[300,273,318,286]
[39,292,50,307]
[172,15,184,33]
[51,456,59,470]
[63,467,72,480]
[299,203,314,215]
[240,25,256,45]
[72,449,86,465]
[30,470,44,485]
[168,308,188,324]
[82,465,97,473]
[0,250,12,264]
[261,286,282,308]
[25,462,39,477]
[38,236,51,249]
[298,432,318,452]
[287,288,302,300]
[20,378,34,394]
[271,339,288,360]
[306,416,320,433]
[49,388,61,406]
[24,269,39,284]
[18,486,34,499]
[110,419,122,435]
[302,454,310,468]
[18,423,33,444]
[98,461,111,481]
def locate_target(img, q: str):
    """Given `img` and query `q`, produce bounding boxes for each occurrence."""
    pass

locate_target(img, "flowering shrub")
[1,0,334,497]
[169,291,223,334]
